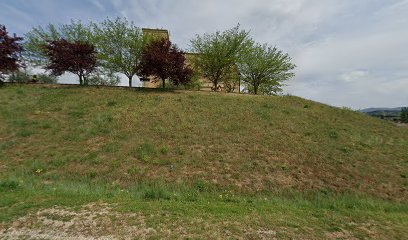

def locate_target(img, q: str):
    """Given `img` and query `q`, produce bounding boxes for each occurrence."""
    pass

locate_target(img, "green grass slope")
[1,84,408,238]
[0,84,407,200]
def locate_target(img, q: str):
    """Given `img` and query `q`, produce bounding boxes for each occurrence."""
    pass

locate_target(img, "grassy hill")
[1,84,408,239]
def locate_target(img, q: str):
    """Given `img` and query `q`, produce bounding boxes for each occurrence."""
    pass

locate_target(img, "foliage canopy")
[24,20,93,66]
[0,24,23,81]
[92,17,145,87]
[239,43,296,95]
[43,39,97,85]
[139,39,193,88]
[190,25,252,90]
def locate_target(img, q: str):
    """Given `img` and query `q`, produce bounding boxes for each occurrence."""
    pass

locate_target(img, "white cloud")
[338,70,369,83]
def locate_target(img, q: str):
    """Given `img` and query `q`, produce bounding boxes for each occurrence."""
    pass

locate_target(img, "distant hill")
[360,107,402,121]
[360,107,402,113]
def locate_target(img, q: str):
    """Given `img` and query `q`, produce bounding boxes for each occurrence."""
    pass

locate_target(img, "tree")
[92,17,144,87]
[24,20,94,66]
[43,39,97,85]
[401,107,408,123]
[139,39,193,88]
[0,25,23,83]
[190,25,252,91]
[239,43,295,95]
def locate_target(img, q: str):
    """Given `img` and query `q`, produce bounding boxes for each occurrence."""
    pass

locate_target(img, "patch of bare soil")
[0,203,155,240]
[0,202,278,239]
[325,230,358,240]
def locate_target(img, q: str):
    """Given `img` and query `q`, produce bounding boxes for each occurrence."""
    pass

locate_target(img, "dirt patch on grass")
[0,203,155,240]
[0,202,281,239]
[396,123,408,128]
[325,230,358,240]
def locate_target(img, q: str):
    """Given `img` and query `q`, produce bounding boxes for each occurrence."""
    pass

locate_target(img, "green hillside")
[1,84,407,239]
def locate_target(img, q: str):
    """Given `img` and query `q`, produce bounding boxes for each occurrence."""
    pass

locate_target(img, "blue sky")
[1,0,407,109]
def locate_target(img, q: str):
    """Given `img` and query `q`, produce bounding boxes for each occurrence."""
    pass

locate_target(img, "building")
[141,28,170,42]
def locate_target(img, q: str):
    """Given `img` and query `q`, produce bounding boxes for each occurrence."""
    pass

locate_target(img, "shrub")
[36,73,58,83]
[8,71,30,83]
[87,70,120,86]
[184,74,202,90]
[8,70,58,84]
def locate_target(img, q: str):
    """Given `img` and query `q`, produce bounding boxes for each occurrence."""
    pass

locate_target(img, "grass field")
[1,84,407,239]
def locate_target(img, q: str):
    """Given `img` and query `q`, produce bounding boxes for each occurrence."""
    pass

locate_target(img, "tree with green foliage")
[239,43,295,95]
[190,25,252,91]
[92,17,144,87]
[24,20,93,66]
[401,107,408,123]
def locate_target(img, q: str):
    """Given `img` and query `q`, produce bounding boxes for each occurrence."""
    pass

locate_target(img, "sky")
[1,0,407,109]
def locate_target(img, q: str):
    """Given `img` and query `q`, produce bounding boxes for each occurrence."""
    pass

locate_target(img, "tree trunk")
[78,74,83,85]
[254,84,258,95]
[238,78,240,93]
[162,78,165,88]
[213,79,218,91]
[128,76,132,88]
